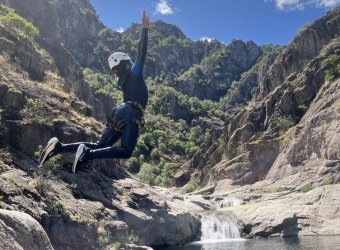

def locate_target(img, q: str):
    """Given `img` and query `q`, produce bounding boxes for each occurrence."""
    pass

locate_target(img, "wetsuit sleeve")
[131,27,148,77]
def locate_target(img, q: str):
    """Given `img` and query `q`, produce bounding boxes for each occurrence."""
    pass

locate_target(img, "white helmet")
[108,52,132,70]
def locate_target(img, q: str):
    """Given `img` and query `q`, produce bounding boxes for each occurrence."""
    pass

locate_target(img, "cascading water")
[200,213,241,241]
[217,197,243,208]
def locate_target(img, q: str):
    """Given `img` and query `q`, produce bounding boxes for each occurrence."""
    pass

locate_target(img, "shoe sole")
[39,137,59,166]
[73,144,85,173]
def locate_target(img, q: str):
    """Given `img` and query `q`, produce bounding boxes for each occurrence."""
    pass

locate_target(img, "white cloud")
[200,36,213,42]
[116,27,124,33]
[155,0,174,15]
[266,0,340,10]
[317,0,340,7]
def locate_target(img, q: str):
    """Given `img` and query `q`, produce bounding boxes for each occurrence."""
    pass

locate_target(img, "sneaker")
[72,144,89,173]
[39,137,61,166]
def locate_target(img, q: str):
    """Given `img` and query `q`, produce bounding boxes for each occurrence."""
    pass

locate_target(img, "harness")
[106,101,145,133]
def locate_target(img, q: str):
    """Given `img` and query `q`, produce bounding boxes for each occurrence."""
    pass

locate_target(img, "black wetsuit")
[60,27,148,160]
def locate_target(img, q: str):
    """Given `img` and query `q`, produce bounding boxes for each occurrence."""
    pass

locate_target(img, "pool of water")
[155,236,340,250]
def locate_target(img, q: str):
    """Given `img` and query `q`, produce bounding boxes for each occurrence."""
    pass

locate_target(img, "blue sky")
[90,0,339,45]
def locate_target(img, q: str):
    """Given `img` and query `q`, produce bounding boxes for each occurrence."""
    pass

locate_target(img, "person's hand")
[142,10,149,29]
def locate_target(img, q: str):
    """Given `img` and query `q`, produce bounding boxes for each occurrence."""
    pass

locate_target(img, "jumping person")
[39,11,150,173]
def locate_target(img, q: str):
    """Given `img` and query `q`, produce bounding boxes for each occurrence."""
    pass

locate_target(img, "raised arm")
[131,11,149,76]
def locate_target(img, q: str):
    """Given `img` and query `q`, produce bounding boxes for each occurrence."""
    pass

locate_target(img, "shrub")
[299,183,314,193]
[182,178,200,193]
[322,49,340,82]
[128,231,139,244]
[0,11,39,40]
[321,176,334,186]
[272,115,296,133]
[32,176,51,195]
[112,242,121,250]
[35,145,62,176]
[137,163,157,185]
[97,231,111,247]
[125,157,141,173]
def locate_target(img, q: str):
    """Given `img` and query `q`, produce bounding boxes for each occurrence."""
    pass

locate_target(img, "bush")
[34,145,62,176]
[322,49,340,82]
[299,183,314,193]
[321,176,334,186]
[182,179,200,193]
[137,163,157,185]
[0,11,39,40]
[272,115,296,133]
[128,231,139,244]
[112,242,121,250]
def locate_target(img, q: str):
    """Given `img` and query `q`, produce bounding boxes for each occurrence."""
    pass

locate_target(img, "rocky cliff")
[179,6,340,238]
[185,7,339,186]
[0,29,200,250]
[0,3,202,248]
[0,0,339,248]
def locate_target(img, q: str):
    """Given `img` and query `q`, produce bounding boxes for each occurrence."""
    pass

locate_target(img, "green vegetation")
[32,175,51,195]
[0,4,10,17]
[128,231,139,244]
[97,231,111,247]
[0,11,39,40]
[111,242,121,250]
[83,68,123,104]
[83,68,227,187]
[221,44,283,109]
[299,183,314,193]
[182,178,200,193]
[22,98,51,121]
[321,176,334,186]
[272,115,296,133]
[322,49,340,82]
[73,215,96,225]
[34,145,62,176]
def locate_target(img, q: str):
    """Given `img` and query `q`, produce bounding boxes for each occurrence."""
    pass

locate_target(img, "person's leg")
[61,127,122,153]
[39,127,122,166]
[86,123,139,160]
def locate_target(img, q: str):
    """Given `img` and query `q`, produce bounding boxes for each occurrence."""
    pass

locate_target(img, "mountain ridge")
[0,1,339,249]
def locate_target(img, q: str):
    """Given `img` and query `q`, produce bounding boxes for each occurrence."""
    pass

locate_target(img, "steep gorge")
[0,0,339,249]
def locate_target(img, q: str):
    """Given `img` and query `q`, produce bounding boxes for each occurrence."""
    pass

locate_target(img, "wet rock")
[223,185,340,237]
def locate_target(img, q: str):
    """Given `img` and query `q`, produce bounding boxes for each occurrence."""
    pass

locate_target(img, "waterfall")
[217,197,243,208]
[200,213,241,241]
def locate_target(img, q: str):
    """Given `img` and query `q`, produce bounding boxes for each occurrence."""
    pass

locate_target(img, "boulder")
[0,209,54,250]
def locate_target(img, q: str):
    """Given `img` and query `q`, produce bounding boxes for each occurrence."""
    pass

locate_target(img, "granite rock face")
[185,7,340,188]
[217,184,340,237]
[0,35,199,248]
[0,151,200,249]
[173,40,262,100]
[0,209,54,250]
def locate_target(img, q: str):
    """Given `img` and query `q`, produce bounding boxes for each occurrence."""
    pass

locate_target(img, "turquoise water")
[156,236,340,250]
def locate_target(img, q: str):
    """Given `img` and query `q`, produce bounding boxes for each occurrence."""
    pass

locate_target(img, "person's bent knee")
[121,149,134,159]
